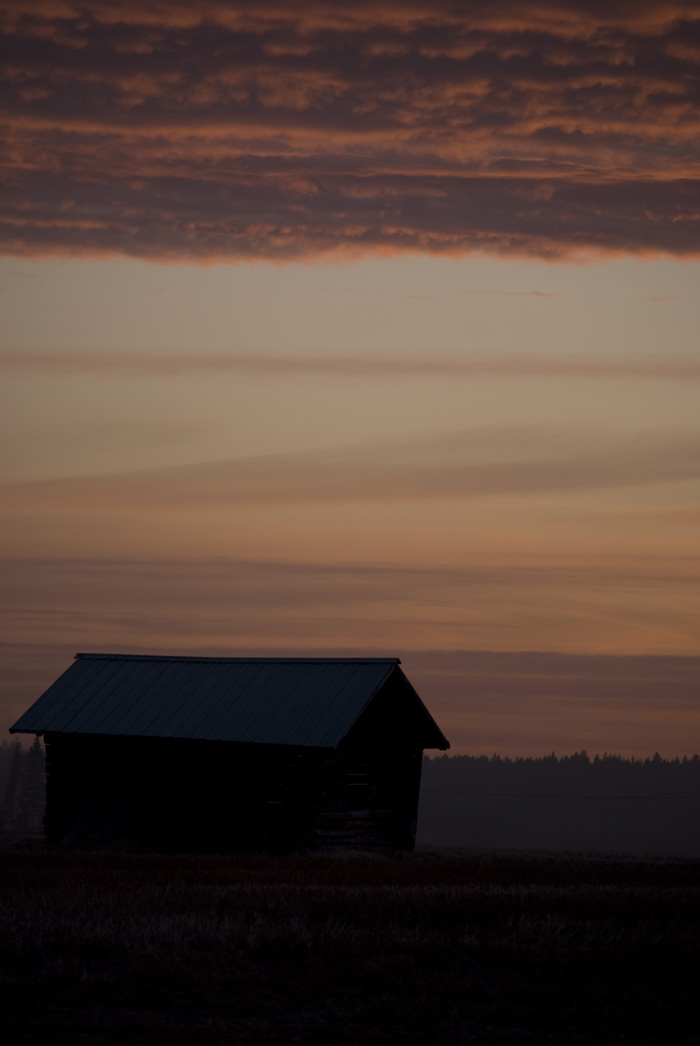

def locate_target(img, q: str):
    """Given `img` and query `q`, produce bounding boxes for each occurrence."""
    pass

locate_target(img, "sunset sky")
[2,0,699,755]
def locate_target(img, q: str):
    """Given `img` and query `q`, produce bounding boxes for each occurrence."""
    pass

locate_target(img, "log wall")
[43,734,423,852]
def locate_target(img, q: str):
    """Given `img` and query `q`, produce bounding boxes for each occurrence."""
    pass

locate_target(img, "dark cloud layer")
[2,1,700,260]
[2,350,700,379]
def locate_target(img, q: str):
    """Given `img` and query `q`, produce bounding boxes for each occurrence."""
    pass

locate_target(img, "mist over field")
[419,752,700,857]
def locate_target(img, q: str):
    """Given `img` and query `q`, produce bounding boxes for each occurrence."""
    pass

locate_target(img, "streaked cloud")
[407,649,700,756]
[2,1,700,261]
[2,424,700,510]
[2,350,700,380]
[2,562,699,753]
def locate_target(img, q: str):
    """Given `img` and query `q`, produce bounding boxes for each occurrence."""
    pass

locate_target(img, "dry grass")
[1,850,699,1044]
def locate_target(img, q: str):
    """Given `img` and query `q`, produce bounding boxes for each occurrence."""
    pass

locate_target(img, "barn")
[10,653,449,852]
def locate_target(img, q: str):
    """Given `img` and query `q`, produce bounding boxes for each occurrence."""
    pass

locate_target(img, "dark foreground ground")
[0,849,698,1045]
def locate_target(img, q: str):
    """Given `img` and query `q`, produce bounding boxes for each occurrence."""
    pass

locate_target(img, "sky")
[2,0,699,756]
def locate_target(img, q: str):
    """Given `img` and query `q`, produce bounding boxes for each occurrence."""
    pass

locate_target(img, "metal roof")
[9,653,446,749]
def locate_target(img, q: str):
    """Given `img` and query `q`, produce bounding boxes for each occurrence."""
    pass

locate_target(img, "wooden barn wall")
[312,748,422,850]
[43,729,424,852]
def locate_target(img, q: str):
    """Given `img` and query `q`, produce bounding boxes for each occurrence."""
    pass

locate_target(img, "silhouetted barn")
[10,653,449,852]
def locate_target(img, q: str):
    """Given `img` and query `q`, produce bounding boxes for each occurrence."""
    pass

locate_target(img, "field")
[1,850,699,1045]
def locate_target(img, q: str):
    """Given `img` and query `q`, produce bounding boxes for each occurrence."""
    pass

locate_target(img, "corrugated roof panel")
[245,662,306,744]
[279,662,369,746]
[9,653,449,750]
[161,661,239,739]
[258,661,341,746]
[193,661,279,741]
[84,658,169,735]
[27,657,94,732]
[307,662,393,747]
[129,660,219,737]
[196,661,273,742]
[31,657,119,733]
[84,658,172,736]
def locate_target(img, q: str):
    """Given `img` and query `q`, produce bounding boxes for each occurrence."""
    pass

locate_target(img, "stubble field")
[0,849,698,1045]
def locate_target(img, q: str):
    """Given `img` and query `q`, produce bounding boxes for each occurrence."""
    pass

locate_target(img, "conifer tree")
[17,737,46,832]
[1,741,25,830]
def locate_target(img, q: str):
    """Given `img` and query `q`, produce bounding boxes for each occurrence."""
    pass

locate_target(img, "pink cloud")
[2,1,700,260]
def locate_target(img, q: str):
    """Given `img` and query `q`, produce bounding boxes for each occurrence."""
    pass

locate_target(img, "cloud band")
[2,351,700,379]
[2,1,700,261]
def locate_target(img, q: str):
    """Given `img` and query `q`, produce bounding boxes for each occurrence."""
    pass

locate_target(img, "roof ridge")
[74,652,401,664]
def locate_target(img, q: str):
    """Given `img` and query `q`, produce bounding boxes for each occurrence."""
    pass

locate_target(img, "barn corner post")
[10,653,449,854]
[402,747,425,851]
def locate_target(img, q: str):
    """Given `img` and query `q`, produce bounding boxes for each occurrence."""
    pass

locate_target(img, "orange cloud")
[2,1,700,260]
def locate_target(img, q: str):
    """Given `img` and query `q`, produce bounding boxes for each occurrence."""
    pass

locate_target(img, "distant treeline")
[0,738,45,834]
[418,752,700,857]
